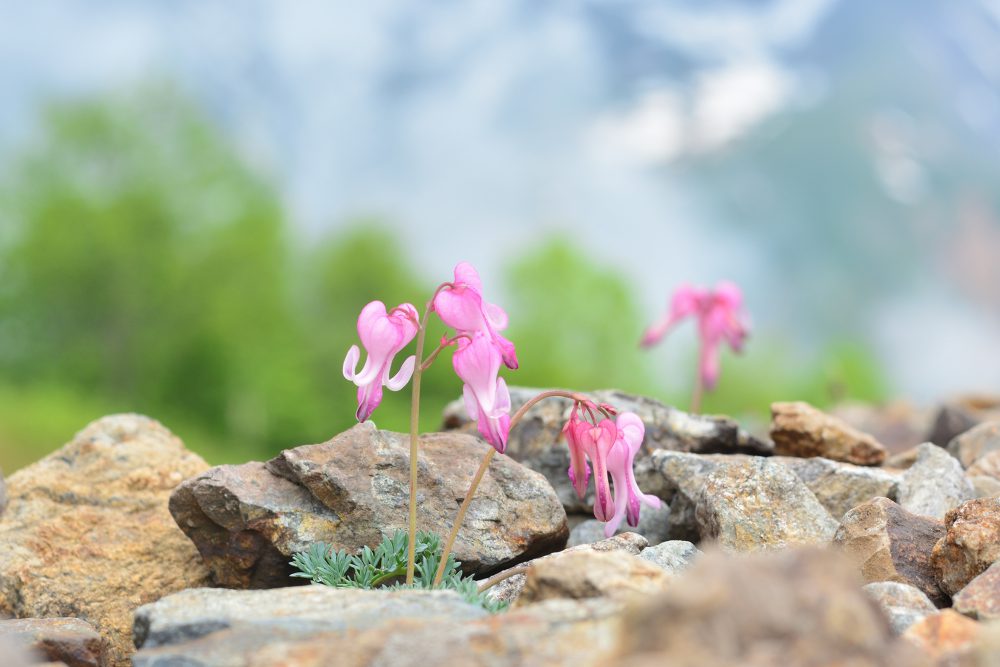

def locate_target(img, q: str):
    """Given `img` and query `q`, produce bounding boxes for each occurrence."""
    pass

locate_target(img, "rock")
[770,400,888,466]
[171,422,568,587]
[903,609,980,664]
[0,636,40,667]
[831,401,933,455]
[637,450,738,542]
[694,458,838,552]
[933,497,1000,596]
[896,443,974,520]
[948,422,1000,469]
[133,587,485,649]
[967,450,1000,481]
[0,414,212,667]
[566,503,671,548]
[834,497,947,606]
[927,396,1000,447]
[443,387,770,513]
[484,533,648,607]
[0,618,107,667]
[134,587,619,667]
[775,455,900,521]
[886,446,922,471]
[516,550,671,605]
[639,540,702,575]
[616,547,922,667]
[953,560,1000,621]
[863,582,937,634]
[970,475,1000,499]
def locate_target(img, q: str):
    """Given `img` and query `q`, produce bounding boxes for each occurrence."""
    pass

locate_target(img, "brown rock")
[483,532,648,607]
[771,400,888,465]
[694,458,838,552]
[0,414,212,667]
[516,550,671,605]
[933,498,1000,596]
[833,497,947,606]
[967,450,1000,481]
[928,396,1000,447]
[616,547,923,667]
[953,561,1000,621]
[903,609,980,664]
[0,618,107,667]
[171,422,568,587]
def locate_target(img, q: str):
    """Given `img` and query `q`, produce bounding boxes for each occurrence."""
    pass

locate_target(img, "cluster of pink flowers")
[641,281,750,391]
[342,262,517,452]
[562,400,661,537]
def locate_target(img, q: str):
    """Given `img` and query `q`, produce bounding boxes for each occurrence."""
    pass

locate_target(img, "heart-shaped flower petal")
[343,301,419,422]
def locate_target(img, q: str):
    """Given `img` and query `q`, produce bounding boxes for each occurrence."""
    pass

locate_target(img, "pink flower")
[433,262,518,369]
[562,403,591,499]
[572,418,619,523]
[641,281,749,390]
[343,301,419,422]
[453,331,512,453]
[603,412,662,537]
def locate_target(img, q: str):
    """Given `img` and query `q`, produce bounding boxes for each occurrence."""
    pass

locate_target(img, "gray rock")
[639,540,702,574]
[970,474,1000,499]
[695,458,838,552]
[947,421,1000,468]
[133,587,485,650]
[566,502,671,548]
[896,443,974,520]
[0,617,107,667]
[442,387,770,514]
[483,533,648,607]
[863,582,936,634]
[170,422,568,586]
[927,401,991,446]
[134,594,618,667]
[775,456,900,521]
[638,450,739,542]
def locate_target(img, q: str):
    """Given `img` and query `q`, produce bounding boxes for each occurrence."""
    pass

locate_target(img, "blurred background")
[1,0,999,472]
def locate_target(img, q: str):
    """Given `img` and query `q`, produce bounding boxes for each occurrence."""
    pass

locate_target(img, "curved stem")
[476,564,530,593]
[432,389,587,585]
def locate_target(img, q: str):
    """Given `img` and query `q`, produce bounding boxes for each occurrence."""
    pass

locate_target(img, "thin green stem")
[433,389,587,585]
[476,563,530,593]
[371,568,407,588]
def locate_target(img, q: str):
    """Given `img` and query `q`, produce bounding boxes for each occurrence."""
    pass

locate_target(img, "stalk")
[432,389,586,585]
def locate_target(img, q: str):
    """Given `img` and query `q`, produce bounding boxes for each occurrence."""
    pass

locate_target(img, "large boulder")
[694,458,838,552]
[770,401,887,465]
[616,547,922,666]
[833,497,947,606]
[170,422,568,587]
[0,414,212,667]
[133,587,619,667]
[443,387,770,513]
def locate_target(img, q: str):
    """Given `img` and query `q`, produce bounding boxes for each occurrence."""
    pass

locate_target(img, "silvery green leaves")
[290,530,506,613]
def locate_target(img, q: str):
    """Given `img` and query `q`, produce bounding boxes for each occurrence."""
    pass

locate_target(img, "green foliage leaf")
[289,530,507,613]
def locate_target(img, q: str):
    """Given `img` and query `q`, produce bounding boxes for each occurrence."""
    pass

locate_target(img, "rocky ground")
[2,390,1000,666]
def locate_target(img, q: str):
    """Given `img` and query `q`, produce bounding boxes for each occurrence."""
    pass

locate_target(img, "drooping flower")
[603,412,662,537]
[572,417,619,523]
[433,262,518,369]
[453,331,512,453]
[640,281,749,390]
[343,301,419,422]
[562,403,591,499]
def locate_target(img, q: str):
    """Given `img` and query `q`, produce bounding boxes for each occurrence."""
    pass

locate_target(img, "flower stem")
[406,317,428,585]
[476,563,530,593]
[690,373,703,414]
[432,389,587,585]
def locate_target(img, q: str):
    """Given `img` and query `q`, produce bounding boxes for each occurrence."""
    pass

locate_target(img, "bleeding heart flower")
[453,331,512,453]
[343,300,419,422]
[573,418,619,523]
[562,403,591,499]
[641,281,749,390]
[433,262,518,369]
[603,412,662,537]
